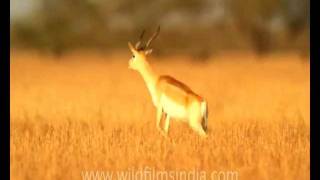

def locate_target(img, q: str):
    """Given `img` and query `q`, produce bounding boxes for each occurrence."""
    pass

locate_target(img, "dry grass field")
[10,51,309,180]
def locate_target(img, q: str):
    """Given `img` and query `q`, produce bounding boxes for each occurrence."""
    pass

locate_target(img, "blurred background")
[10,2,310,179]
[10,0,309,59]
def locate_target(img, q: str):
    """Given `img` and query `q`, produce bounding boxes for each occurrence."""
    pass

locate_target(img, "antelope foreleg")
[156,106,167,137]
[164,115,170,134]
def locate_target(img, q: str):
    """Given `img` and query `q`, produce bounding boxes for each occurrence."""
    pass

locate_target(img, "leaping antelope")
[128,26,208,137]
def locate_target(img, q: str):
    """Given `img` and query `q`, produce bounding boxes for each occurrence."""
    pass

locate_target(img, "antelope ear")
[128,42,138,54]
[145,49,153,55]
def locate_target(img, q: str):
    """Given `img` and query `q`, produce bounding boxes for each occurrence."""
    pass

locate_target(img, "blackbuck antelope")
[128,26,208,137]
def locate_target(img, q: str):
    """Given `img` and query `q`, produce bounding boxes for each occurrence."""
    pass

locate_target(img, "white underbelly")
[160,95,188,119]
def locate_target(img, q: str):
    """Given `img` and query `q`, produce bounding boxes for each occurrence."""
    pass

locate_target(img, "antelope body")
[128,27,208,137]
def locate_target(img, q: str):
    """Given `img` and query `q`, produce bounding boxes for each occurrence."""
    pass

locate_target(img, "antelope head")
[128,26,160,70]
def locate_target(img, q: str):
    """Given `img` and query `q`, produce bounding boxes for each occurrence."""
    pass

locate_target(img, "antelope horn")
[135,29,145,49]
[145,26,160,48]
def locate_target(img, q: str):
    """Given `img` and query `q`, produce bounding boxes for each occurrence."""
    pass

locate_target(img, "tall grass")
[10,51,309,180]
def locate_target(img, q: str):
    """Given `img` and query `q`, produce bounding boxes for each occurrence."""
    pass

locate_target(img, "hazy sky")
[10,0,224,26]
[10,0,39,22]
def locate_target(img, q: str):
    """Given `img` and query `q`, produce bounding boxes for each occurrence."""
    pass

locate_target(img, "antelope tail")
[200,100,208,132]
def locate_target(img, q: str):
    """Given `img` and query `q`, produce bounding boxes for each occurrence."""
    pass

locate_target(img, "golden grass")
[10,50,309,180]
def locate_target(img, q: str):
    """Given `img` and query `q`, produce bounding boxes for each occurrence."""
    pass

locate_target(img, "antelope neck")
[137,61,159,105]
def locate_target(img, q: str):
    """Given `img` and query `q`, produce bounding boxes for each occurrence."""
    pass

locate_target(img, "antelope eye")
[132,55,135,58]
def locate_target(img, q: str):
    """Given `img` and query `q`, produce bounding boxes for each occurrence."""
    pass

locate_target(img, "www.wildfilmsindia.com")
[81,167,238,180]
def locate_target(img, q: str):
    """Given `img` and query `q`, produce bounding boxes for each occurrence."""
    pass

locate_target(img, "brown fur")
[156,75,203,105]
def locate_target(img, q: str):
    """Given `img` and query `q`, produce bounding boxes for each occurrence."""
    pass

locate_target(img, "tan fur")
[156,75,203,105]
